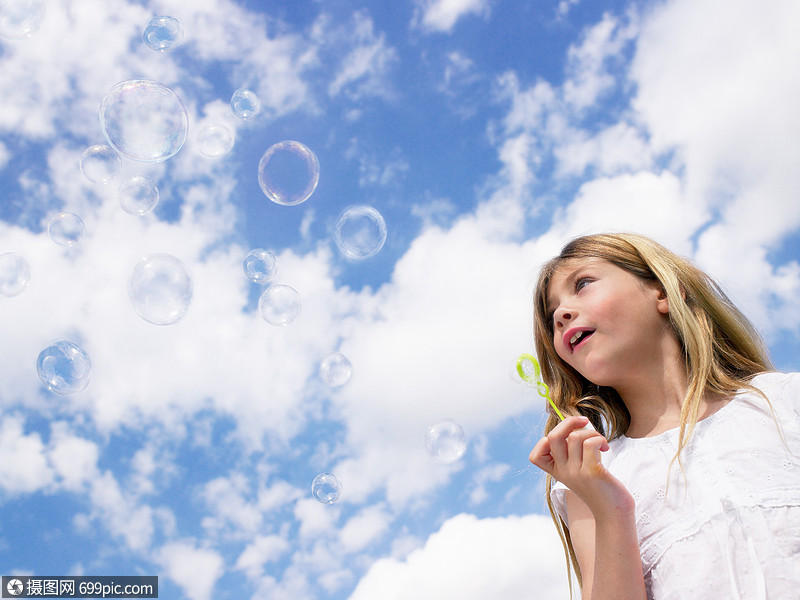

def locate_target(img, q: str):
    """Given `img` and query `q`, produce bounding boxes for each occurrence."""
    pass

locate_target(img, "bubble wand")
[516,353,565,420]
[516,353,595,431]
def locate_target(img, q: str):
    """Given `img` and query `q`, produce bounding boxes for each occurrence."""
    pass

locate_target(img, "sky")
[1,0,799,598]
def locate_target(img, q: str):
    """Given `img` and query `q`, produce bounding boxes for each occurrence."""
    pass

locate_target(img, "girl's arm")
[530,416,646,600]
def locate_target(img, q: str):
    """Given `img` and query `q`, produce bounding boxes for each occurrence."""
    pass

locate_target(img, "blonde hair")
[532,232,773,592]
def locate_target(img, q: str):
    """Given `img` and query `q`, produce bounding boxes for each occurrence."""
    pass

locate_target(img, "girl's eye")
[575,277,592,291]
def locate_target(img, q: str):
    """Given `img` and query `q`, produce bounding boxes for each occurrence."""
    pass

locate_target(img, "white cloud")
[235,534,291,579]
[160,541,226,600]
[0,141,9,170]
[201,474,264,538]
[413,0,491,33]
[0,416,53,494]
[348,513,570,599]
[338,504,393,553]
[48,423,100,492]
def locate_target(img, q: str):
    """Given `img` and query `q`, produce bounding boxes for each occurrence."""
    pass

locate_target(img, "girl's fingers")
[529,435,553,473]
[547,416,590,462]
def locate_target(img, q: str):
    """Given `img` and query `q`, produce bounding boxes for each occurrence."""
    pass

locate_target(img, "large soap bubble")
[258,141,319,206]
[48,212,84,246]
[242,249,277,284]
[119,175,159,215]
[319,352,352,387]
[311,473,342,504]
[425,419,467,464]
[36,340,91,395]
[230,88,260,120]
[128,253,192,325]
[100,80,189,163]
[333,205,387,260]
[80,145,120,184]
[0,252,30,297]
[142,15,183,52]
[0,0,45,39]
[196,123,234,158]
[258,284,301,326]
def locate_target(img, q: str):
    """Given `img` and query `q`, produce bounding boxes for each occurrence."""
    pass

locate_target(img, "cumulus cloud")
[348,513,570,599]
[160,541,226,600]
[413,0,492,33]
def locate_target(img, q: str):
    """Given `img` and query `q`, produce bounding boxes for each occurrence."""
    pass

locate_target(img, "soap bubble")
[311,473,342,504]
[258,284,300,326]
[80,145,120,184]
[48,212,84,246]
[0,0,45,39]
[100,79,189,163]
[425,419,467,464]
[196,123,234,158]
[142,15,183,52]
[119,175,159,215]
[230,88,260,120]
[0,252,30,297]
[36,340,91,395]
[333,205,387,260]
[128,253,192,325]
[258,141,319,206]
[319,352,352,387]
[242,249,277,284]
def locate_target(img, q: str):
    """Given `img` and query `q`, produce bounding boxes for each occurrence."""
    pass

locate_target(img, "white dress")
[550,372,800,600]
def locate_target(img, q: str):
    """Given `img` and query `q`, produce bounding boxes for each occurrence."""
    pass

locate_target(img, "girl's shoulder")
[748,371,800,412]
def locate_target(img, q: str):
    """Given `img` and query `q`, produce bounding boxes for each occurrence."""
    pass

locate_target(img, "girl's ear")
[656,282,686,315]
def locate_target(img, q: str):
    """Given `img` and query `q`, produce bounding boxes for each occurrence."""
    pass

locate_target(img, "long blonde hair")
[532,232,773,592]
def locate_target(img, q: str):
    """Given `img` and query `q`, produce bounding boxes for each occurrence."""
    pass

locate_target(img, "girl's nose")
[553,308,573,328]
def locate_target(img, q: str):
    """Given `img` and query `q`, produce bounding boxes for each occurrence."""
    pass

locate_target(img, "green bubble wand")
[516,353,565,421]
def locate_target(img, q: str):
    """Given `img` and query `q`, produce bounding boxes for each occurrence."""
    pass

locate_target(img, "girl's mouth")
[568,329,595,352]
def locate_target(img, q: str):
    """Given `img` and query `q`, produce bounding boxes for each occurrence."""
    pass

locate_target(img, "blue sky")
[1,0,799,598]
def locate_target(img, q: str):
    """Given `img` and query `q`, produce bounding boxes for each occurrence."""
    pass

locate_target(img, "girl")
[527,233,800,600]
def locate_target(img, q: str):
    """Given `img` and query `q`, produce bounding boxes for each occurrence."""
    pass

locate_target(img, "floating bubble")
[36,340,91,395]
[196,123,234,158]
[258,284,301,326]
[311,473,342,504]
[142,15,183,52]
[80,145,120,184]
[258,141,319,206]
[0,0,45,39]
[48,212,84,247]
[425,419,467,464]
[242,249,277,284]
[319,352,352,387]
[100,79,189,163]
[230,88,260,120]
[0,252,30,297]
[119,175,159,215]
[333,205,387,260]
[128,253,192,325]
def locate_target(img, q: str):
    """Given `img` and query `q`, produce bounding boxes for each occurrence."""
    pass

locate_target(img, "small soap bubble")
[119,175,159,215]
[0,0,45,39]
[258,141,319,206]
[333,205,387,260]
[0,252,30,297]
[243,249,277,284]
[258,284,301,326]
[36,340,91,395]
[425,419,467,464]
[319,352,353,387]
[142,15,183,52]
[196,123,234,158]
[128,253,192,325]
[230,88,260,120]
[100,79,189,163]
[311,473,342,504]
[48,212,84,247]
[80,145,120,184]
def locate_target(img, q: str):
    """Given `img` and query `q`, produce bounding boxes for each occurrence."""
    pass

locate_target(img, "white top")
[551,372,800,600]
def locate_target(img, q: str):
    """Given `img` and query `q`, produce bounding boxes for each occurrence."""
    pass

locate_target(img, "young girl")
[527,233,800,600]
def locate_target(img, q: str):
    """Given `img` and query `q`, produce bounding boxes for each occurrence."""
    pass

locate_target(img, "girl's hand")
[529,416,634,518]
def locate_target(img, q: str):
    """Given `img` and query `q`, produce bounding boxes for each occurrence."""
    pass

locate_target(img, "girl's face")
[546,257,672,388]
